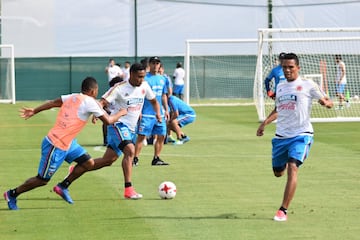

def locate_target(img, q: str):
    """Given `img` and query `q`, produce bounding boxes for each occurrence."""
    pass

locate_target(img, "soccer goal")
[184,38,258,106]
[254,28,360,122]
[0,44,15,104]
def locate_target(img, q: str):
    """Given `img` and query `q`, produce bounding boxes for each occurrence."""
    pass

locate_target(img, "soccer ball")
[158,181,177,199]
[352,95,359,101]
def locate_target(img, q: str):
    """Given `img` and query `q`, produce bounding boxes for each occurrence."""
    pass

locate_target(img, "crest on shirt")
[142,89,145,95]
[296,85,302,91]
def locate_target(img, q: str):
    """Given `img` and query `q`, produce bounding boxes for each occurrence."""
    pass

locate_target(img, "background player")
[134,56,169,166]
[335,54,349,109]
[264,52,286,99]
[167,95,196,145]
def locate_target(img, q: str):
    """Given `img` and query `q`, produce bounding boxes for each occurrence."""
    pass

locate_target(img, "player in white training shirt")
[335,55,348,109]
[256,53,333,222]
[55,63,161,201]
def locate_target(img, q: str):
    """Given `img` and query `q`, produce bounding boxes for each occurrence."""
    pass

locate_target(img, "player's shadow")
[107,213,269,221]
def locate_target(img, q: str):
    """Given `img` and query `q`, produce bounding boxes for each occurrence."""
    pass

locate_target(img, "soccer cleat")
[273,210,287,222]
[124,187,143,200]
[4,191,18,210]
[173,140,184,145]
[180,135,190,143]
[151,157,169,166]
[133,157,139,166]
[53,184,74,204]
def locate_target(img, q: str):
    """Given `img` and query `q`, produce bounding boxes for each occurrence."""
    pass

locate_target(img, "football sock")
[125,182,132,188]
[279,206,287,214]
[9,188,18,198]
[59,179,71,188]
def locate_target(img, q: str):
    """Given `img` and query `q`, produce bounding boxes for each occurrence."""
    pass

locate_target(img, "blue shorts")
[271,135,313,170]
[337,83,346,94]
[173,84,184,95]
[177,114,196,128]
[38,137,89,180]
[107,122,135,156]
[137,116,167,136]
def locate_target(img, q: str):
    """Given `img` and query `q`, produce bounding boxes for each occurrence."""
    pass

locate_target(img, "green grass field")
[1,102,359,240]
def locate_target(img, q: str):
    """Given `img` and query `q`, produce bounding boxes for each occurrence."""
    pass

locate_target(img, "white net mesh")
[185,39,258,105]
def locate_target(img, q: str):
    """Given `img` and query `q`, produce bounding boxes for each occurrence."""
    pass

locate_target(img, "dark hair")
[130,62,146,73]
[109,76,123,87]
[176,62,182,68]
[283,53,299,65]
[81,77,98,93]
[140,57,149,68]
[278,52,286,60]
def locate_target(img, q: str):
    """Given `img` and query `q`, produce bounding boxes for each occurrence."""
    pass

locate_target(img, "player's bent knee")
[36,175,50,185]
[81,159,95,170]
[273,165,286,177]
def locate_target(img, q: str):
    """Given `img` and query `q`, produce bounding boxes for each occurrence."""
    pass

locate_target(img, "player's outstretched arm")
[98,108,127,125]
[19,98,63,120]
[256,108,277,137]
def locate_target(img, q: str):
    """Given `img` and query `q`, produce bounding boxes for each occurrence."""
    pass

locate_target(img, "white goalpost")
[184,38,258,105]
[0,44,16,104]
[254,28,360,122]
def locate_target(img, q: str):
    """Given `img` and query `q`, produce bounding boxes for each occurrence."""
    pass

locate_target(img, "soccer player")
[335,54,349,109]
[167,95,196,144]
[264,52,286,99]
[256,53,333,221]
[133,56,170,166]
[3,77,127,210]
[172,62,185,100]
[53,63,161,201]
[105,58,124,86]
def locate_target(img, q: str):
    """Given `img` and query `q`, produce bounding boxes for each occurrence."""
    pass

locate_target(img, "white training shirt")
[275,77,326,138]
[102,80,155,131]
[107,65,123,82]
[61,93,105,121]
[173,67,185,85]
[336,61,347,84]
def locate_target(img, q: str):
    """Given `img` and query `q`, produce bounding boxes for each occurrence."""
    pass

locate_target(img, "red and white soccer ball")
[158,181,177,199]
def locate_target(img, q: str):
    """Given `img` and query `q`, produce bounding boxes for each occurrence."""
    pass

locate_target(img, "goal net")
[254,28,360,122]
[0,44,15,104]
[184,39,258,105]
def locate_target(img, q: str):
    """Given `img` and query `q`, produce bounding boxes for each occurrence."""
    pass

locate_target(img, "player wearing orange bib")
[4,77,126,210]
